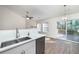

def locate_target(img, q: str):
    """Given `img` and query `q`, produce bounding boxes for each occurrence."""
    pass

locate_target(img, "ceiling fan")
[23,11,33,20]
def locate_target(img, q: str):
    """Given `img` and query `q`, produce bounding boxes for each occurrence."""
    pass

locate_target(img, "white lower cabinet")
[2,40,35,54]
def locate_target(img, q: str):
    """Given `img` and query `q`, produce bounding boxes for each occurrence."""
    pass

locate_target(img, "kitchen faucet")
[16,28,20,38]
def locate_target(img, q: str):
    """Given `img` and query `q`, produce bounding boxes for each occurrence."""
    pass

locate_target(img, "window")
[37,22,48,33]
[42,23,48,33]
[37,23,41,32]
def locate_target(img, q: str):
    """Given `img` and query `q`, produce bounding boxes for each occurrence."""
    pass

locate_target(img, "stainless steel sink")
[1,40,18,48]
[1,37,31,48]
[17,37,31,42]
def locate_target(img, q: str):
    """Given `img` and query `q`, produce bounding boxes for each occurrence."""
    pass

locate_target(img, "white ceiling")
[1,5,79,20]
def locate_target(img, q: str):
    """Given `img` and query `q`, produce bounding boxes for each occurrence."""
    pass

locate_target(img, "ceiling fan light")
[26,17,30,20]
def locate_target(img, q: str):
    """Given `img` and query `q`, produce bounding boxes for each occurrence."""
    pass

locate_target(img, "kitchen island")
[0,29,45,54]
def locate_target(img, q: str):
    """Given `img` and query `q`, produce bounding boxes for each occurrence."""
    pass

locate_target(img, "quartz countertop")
[0,33,45,53]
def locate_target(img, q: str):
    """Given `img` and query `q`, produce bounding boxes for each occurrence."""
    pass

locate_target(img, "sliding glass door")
[57,19,79,42]
[67,19,79,42]
[57,19,67,39]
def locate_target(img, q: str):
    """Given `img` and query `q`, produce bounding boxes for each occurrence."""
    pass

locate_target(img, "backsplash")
[0,30,16,38]
[0,30,16,42]
[0,28,39,42]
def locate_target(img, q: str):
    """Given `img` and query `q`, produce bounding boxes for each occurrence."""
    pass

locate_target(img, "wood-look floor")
[45,38,79,54]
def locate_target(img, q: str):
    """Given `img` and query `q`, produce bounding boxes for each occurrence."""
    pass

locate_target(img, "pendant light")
[64,5,68,39]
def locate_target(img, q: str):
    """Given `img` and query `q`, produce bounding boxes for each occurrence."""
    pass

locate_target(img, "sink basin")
[1,40,18,48]
[17,37,31,42]
[0,37,31,48]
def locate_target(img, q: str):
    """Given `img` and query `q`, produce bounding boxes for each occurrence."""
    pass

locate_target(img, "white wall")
[0,6,26,30]
[40,17,61,38]
[39,13,79,38]
[0,6,37,30]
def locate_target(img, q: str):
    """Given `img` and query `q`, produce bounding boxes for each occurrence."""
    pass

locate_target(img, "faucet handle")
[27,32,30,36]
[16,28,20,38]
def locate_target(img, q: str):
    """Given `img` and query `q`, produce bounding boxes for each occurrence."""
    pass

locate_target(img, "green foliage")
[57,19,79,35]
[67,29,75,34]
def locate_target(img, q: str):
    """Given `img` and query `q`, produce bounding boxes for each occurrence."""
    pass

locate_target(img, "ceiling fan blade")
[29,17,33,19]
[23,11,34,20]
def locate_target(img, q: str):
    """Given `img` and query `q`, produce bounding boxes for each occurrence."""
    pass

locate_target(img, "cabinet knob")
[21,50,25,54]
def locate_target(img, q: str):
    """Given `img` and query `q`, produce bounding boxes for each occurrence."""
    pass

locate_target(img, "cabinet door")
[36,36,45,54]
[20,40,35,54]
[1,40,35,54]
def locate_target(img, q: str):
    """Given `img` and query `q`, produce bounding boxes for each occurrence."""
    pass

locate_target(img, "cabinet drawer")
[18,40,35,54]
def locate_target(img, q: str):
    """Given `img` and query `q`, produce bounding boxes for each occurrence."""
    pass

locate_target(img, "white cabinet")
[1,40,35,54]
